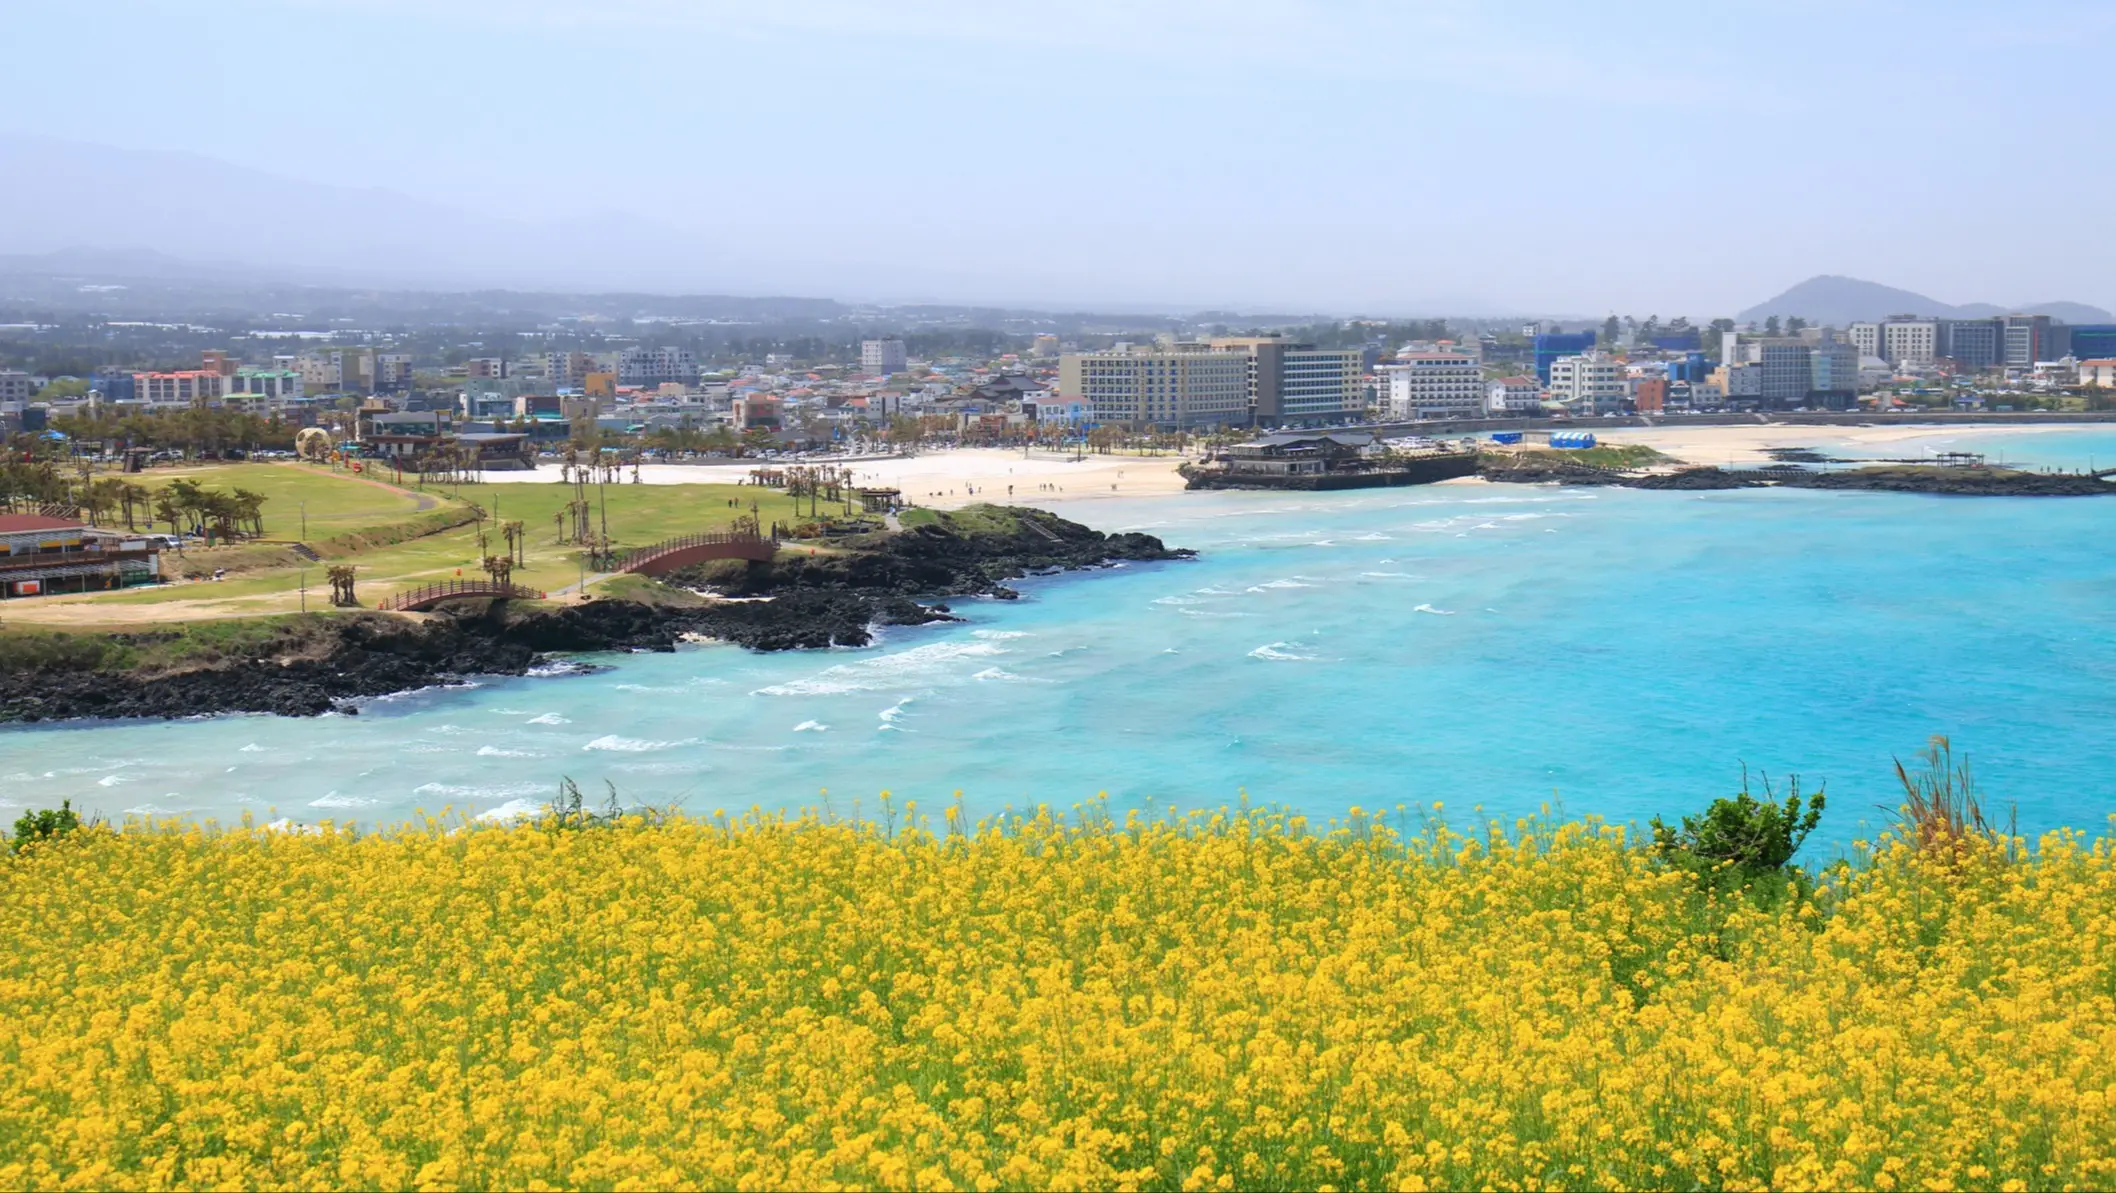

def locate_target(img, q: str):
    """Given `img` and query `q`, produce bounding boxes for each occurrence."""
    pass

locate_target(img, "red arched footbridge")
[378,579,550,612]
[614,530,778,576]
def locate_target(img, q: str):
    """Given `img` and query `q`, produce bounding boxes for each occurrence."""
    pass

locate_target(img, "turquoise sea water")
[7,428,2116,850]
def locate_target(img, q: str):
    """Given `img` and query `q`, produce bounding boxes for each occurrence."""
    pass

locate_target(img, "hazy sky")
[5,0,2113,314]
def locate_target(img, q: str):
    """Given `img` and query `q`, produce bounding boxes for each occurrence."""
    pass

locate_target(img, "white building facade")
[1375,353,1483,420]
[1546,352,1629,413]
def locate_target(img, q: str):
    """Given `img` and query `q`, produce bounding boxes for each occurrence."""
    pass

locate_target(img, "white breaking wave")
[308,793,379,809]
[124,801,199,816]
[475,745,543,758]
[238,743,266,753]
[971,629,1029,640]
[584,734,696,752]
[475,798,543,823]
[1361,572,1416,579]
[1245,577,1318,593]
[96,773,137,787]
[412,781,548,800]
[793,720,830,732]
[1248,641,1322,662]
[527,712,571,725]
[1414,603,1456,616]
[753,639,1006,697]
[972,667,1044,682]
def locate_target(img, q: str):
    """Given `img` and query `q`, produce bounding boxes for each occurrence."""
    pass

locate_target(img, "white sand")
[1600,421,2086,467]
[475,450,1193,508]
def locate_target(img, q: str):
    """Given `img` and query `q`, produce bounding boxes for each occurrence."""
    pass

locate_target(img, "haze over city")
[5,0,2114,314]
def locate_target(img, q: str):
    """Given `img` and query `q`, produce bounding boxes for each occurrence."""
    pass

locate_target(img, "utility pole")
[299,500,306,541]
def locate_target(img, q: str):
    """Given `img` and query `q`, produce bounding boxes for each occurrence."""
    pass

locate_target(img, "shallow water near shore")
[7,436,2116,851]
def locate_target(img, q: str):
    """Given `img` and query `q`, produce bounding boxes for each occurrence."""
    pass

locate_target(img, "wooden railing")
[612,530,776,574]
[377,579,548,611]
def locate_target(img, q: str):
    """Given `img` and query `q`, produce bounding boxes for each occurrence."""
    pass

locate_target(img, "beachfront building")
[1486,376,1541,414]
[1060,336,1361,430]
[1375,352,1483,421]
[1546,352,1628,414]
[2079,359,2116,388]
[0,514,162,599]
[1221,430,1376,476]
[1059,344,1250,430]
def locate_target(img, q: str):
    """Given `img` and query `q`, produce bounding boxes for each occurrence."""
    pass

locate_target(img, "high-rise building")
[1058,336,1360,429]
[1881,320,1940,366]
[1532,332,1596,384]
[861,339,908,377]
[2004,315,2061,366]
[0,371,31,404]
[1807,337,1859,408]
[1375,353,1484,421]
[1847,322,1882,360]
[1938,319,2003,369]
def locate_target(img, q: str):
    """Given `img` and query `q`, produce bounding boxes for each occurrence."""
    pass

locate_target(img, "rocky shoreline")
[0,506,1192,724]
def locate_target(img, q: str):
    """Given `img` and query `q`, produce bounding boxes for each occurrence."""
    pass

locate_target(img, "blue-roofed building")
[1650,332,1702,352]
[1666,352,1710,384]
[1532,332,1596,384]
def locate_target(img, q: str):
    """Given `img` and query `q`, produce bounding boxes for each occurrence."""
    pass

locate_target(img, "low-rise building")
[0,514,162,599]
[2079,359,2116,388]
[1485,376,1541,415]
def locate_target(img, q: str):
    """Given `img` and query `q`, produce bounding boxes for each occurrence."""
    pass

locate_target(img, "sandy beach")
[1604,421,2089,467]
[476,449,1195,508]
[461,422,2095,509]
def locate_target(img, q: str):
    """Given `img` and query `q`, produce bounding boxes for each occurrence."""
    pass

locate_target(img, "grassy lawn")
[124,461,440,541]
[4,467,810,623]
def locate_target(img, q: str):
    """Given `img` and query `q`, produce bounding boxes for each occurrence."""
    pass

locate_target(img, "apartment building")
[1375,352,1483,420]
[465,357,508,380]
[0,371,30,404]
[1546,352,1628,413]
[376,354,414,391]
[544,351,597,390]
[861,339,908,377]
[618,347,700,388]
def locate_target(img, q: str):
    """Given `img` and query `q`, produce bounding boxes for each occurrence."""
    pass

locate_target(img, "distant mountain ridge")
[1740,276,2112,326]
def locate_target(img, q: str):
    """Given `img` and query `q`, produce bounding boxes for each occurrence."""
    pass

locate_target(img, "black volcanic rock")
[0,505,1192,724]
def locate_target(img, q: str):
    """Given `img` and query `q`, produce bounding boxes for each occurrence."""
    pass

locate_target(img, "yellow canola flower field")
[1,806,2112,1192]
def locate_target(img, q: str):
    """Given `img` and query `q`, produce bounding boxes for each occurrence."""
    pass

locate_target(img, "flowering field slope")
[2,808,2112,1191]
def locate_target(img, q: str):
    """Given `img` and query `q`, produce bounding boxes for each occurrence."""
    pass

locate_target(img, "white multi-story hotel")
[1547,352,1629,413]
[1375,352,1483,420]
